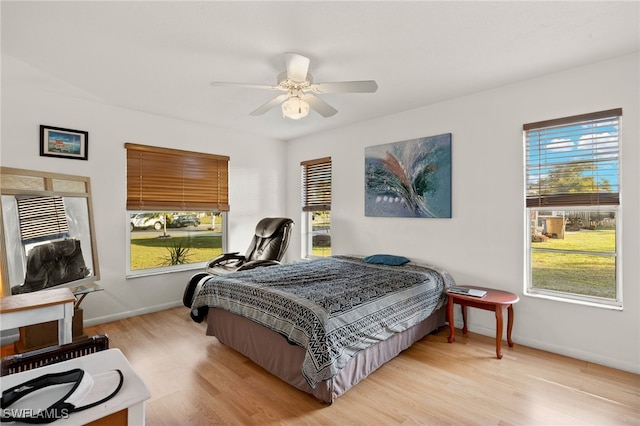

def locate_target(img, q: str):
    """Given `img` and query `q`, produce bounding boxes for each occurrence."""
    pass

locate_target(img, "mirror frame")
[0,167,100,296]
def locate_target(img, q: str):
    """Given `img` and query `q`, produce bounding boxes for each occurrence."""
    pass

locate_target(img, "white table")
[0,348,151,425]
[0,287,75,345]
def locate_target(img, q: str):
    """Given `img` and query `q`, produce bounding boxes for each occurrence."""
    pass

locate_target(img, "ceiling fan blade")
[285,53,310,82]
[250,94,289,116]
[310,80,378,94]
[210,81,280,90]
[303,94,338,117]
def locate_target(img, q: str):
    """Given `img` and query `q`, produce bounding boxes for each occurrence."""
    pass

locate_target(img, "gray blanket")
[191,255,453,388]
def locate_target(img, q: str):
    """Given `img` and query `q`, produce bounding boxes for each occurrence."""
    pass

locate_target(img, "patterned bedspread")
[191,255,454,388]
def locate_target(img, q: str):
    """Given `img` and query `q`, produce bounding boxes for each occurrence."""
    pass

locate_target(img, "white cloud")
[548,138,574,151]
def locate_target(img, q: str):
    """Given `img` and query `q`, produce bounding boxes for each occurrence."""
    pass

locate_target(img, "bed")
[189,255,455,403]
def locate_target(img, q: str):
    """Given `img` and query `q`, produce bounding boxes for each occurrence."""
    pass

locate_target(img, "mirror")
[0,167,100,296]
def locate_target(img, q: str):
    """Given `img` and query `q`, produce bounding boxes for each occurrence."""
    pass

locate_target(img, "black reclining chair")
[205,217,294,275]
[183,217,294,316]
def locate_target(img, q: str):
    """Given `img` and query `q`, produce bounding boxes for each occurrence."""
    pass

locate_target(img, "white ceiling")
[2,1,639,141]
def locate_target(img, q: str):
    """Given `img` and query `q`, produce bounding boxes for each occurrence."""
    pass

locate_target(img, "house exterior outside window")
[524,109,621,308]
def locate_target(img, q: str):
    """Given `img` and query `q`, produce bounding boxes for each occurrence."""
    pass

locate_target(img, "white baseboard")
[515,335,640,375]
[456,320,640,375]
[83,300,183,327]
[0,300,184,348]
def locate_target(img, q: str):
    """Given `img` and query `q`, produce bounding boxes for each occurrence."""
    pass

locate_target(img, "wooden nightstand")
[446,285,519,359]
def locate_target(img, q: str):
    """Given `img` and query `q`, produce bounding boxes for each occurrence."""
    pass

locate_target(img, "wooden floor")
[8,307,640,425]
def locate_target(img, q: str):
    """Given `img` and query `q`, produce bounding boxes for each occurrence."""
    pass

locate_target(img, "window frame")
[301,157,332,259]
[126,210,228,278]
[302,210,332,259]
[524,206,622,309]
[523,109,622,309]
[125,144,230,276]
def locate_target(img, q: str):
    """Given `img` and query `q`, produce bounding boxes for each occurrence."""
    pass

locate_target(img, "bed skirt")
[206,306,446,404]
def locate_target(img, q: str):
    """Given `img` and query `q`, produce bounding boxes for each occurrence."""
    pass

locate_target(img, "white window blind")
[16,196,69,241]
[525,108,621,208]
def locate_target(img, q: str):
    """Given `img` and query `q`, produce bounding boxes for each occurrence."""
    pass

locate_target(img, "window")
[125,143,229,275]
[301,157,331,258]
[524,108,621,308]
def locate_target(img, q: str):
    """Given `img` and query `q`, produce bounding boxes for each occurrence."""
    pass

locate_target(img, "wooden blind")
[301,157,331,212]
[125,143,229,211]
[524,108,621,208]
[16,196,69,241]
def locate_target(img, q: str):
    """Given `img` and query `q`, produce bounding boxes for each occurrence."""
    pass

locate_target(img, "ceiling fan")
[210,53,378,120]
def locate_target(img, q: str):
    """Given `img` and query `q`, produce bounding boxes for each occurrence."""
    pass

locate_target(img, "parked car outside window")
[171,215,201,228]
[127,210,226,273]
[130,213,165,231]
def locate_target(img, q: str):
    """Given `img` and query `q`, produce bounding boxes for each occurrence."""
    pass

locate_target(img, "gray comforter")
[191,255,454,388]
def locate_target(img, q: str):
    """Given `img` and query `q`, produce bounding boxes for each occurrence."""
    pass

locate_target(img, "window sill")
[524,289,623,311]
[126,262,207,279]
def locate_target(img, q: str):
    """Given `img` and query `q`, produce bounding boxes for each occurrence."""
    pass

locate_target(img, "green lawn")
[311,211,331,257]
[130,234,222,270]
[131,220,614,299]
[130,214,224,270]
[312,246,332,257]
[531,230,616,298]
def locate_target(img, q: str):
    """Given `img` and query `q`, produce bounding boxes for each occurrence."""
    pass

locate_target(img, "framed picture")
[40,125,88,160]
[365,133,452,218]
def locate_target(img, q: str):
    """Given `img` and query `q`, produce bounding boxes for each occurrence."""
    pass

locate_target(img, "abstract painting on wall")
[365,133,452,218]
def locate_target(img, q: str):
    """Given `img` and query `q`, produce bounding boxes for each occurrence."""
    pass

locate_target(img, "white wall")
[286,53,640,374]
[2,50,638,374]
[1,56,287,325]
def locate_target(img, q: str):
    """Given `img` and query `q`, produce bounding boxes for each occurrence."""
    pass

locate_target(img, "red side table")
[446,286,519,359]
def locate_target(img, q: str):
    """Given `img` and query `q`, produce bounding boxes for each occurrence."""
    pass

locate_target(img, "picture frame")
[40,125,88,160]
[365,133,452,218]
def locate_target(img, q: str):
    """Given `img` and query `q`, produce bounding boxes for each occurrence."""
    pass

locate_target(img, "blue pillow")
[362,254,410,266]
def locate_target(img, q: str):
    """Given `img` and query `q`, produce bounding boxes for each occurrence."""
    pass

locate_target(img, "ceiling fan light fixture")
[211,53,376,118]
[281,97,310,120]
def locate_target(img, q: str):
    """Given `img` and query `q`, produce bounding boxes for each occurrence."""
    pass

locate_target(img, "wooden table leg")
[445,287,518,359]
[461,305,468,334]
[494,305,504,359]
[447,296,455,343]
[507,304,515,347]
